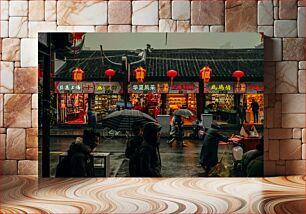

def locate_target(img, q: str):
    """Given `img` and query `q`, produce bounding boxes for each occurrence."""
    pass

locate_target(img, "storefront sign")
[246,82,264,94]
[169,82,199,94]
[55,82,122,94]
[94,82,122,94]
[55,82,83,93]
[81,82,94,93]
[206,82,264,94]
[206,82,233,94]
[128,82,158,93]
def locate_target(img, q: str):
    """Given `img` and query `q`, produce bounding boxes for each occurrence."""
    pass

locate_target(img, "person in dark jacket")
[246,155,263,177]
[251,99,259,123]
[241,138,263,176]
[139,122,162,177]
[200,122,230,175]
[167,114,186,147]
[67,130,99,177]
[125,121,143,177]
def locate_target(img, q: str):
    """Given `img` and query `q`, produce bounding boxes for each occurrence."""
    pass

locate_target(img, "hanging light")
[72,67,84,83]
[167,70,177,87]
[200,66,212,83]
[233,70,245,82]
[71,33,85,41]
[105,69,116,82]
[134,66,146,83]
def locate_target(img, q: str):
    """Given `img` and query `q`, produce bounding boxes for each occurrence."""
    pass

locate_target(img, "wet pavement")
[39,132,243,177]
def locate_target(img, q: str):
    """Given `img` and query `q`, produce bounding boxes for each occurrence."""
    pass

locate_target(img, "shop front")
[94,82,122,123]
[55,81,122,124]
[204,82,264,124]
[128,82,199,124]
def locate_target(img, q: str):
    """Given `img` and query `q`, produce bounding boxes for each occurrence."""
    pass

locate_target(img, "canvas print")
[38,33,264,177]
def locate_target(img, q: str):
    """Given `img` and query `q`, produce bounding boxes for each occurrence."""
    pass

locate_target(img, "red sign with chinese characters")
[246,82,264,94]
[169,82,199,93]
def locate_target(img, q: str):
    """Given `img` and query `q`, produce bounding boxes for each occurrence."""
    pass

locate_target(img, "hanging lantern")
[105,69,116,82]
[134,66,146,83]
[72,67,84,83]
[200,66,212,83]
[167,70,177,87]
[71,33,85,41]
[233,70,245,82]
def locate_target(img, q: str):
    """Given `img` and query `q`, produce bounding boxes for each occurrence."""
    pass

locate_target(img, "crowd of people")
[56,120,263,178]
[56,121,162,177]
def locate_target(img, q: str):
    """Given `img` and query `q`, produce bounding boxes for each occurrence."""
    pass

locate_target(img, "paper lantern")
[72,67,84,83]
[233,70,245,82]
[134,66,146,83]
[71,33,85,41]
[200,66,212,83]
[105,69,116,82]
[167,70,177,86]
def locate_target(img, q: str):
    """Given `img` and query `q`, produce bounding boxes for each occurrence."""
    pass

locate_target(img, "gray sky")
[84,33,262,50]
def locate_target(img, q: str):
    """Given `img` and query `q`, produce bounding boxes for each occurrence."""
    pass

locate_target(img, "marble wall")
[0,0,305,176]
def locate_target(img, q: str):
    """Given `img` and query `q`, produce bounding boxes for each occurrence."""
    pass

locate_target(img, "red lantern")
[200,66,212,83]
[167,70,177,86]
[134,66,146,83]
[72,67,84,83]
[71,33,85,41]
[233,70,245,82]
[105,69,116,82]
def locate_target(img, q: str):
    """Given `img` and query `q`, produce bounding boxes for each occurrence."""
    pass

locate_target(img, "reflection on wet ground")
[40,135,242,177]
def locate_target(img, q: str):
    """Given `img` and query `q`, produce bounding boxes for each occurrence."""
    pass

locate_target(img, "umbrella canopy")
[174,109,193,117]
[102,109,156,131]
[116,101,133,108]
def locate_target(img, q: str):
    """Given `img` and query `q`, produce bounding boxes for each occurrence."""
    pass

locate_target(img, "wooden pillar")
[161,93,167,114]
[42,33,51,177]
[197,80,204,120]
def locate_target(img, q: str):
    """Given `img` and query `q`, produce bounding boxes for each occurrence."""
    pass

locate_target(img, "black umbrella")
[102,109,156,131]
[174,109,193,117]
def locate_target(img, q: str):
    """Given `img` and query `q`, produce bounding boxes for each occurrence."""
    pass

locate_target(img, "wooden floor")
[0,176,305,214]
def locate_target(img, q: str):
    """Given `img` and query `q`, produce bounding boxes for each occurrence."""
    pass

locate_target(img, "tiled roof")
[54,48,263,82]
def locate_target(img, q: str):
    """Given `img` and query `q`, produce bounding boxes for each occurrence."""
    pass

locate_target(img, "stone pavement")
[45,136,241,177]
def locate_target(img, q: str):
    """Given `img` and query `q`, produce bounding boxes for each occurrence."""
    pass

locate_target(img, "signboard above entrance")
[206,82,233,94]
[206,82,264,94]
[128,82,158,94]
[168,82,199,94]
[94,82,122,94]
[55,82,122,94]
[129,82,199,94]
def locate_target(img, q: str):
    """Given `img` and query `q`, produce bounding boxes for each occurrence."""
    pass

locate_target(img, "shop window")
[130,93,161,119]
[95,95,121,122]
[59,94,88,124]
[244,94,264,124]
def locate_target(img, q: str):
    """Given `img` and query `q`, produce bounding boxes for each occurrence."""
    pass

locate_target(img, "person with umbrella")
[167,109,193,147]
[125,121,143,177]
[101,109,156,132]
[139,122,162,177]
[167,114,185,147]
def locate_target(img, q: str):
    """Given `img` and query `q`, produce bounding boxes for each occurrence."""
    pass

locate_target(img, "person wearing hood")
[167,114,186,147]
[125,121,144,177]
[139,122,162,177]
[67,130,100,177]
[199,121,231,175]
